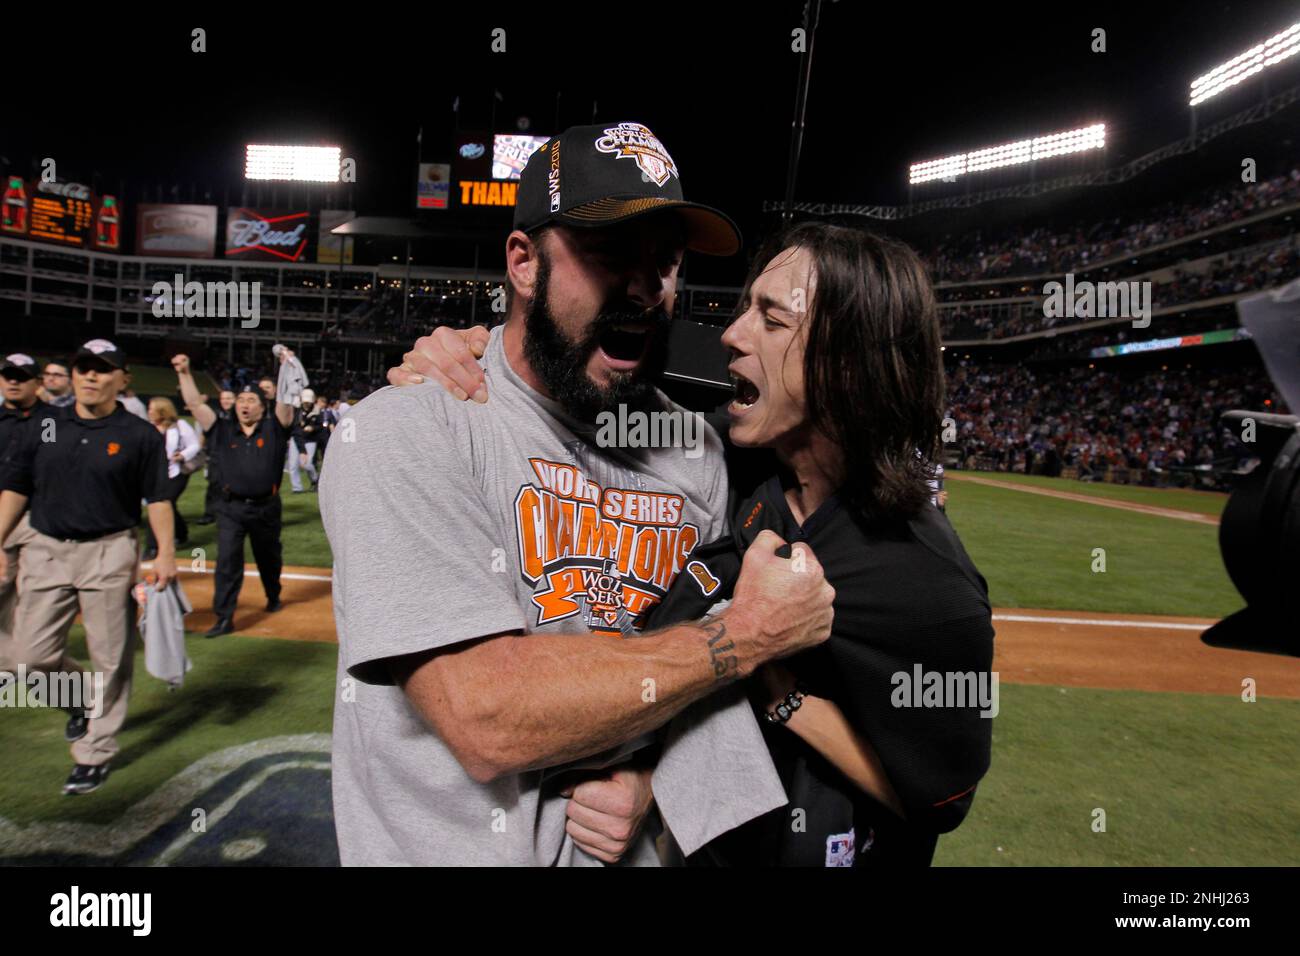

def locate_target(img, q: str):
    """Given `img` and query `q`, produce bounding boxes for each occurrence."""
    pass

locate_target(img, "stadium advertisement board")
[224,208,312,261]
[317,209,356,264]
[2,178,121,250]
[1088,327,1249,357]
[453,131,491,182]
[135,203,219,258]
[416,163,451,210]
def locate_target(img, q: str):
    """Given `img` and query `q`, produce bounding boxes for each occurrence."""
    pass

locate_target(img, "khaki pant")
[13,529,138,766]
[0,513,38,670]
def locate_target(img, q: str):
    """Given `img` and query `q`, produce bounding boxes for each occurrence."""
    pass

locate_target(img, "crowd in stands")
[944,361,1288,487]
[926,166,1300,283]
[940,236,1299,341]
[323,288,486,344]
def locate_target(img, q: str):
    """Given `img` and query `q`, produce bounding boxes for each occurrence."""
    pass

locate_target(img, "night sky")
[5,0,1299,283]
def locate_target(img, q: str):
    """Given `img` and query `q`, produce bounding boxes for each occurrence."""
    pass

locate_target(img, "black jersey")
[646,418,994,867]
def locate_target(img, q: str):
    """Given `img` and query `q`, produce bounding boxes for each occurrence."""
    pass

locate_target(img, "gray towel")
[652,684,787,857]
[140,581,194,689]
[275,349,310,406]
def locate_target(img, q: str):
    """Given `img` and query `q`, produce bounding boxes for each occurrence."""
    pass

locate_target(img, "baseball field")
[2,466,1296,866]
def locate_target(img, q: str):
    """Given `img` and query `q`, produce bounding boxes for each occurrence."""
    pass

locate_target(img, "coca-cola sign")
[37,180,92,201]
[136,204,218,258]
[224,208,311,261]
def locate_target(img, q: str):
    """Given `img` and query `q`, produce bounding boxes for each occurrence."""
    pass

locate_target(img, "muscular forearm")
[783,694,906,819]
[399,614,750,783]
[146,502,174,559]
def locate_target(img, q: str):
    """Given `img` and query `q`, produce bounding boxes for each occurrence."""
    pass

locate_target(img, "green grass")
[958,471,1229,517]
[935,683,1300,866]
[126,364,219,400]
[2,446,1267,865]
[0,627,336,827]
[162,470,332,569]
[945,478,1242,619]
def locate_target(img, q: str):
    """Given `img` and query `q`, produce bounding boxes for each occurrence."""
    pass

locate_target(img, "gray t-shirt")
[320,325,737,865]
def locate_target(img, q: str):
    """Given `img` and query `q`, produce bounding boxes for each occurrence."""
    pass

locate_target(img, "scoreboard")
[1,179,121,250]
[29,187,95,246]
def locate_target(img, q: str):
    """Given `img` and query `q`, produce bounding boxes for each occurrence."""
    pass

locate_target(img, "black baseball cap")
[513,122,741,256]
[72,338,127,371]
[1,353,37,380]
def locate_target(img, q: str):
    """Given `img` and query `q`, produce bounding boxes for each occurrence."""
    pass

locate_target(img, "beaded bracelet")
[764,687,806,725]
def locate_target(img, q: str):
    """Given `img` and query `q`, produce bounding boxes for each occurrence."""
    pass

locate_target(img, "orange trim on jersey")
[932,783,977,808]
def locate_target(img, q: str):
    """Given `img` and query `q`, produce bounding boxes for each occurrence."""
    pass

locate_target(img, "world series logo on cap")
[594,122,679,187]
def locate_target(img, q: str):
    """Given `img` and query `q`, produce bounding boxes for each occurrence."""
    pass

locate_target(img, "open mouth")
[596,321,655,368]
[730,368,761,411]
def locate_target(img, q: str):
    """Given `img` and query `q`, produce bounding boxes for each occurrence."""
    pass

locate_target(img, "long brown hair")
[741,222,945,523]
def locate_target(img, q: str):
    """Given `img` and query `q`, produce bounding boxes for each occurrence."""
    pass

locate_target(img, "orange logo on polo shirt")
[516,458,700,637]
[106,442,121,456]
[743,501,763,529]
[256,437,264,448]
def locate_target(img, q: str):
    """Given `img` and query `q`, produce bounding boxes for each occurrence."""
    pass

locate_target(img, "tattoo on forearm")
[697,619,738,681]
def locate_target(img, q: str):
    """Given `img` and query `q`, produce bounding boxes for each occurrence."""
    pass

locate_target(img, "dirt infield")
[946,473,1220,525]
[152,564,1298,700]
[169,564,336,644]
[992,608,1298,699]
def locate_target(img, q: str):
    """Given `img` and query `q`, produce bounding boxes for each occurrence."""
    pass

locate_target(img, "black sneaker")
[265,598,284,613]
[204,617,234,638]
[63,763,110,796]
[64,709,88,743]
[194,516,215,526]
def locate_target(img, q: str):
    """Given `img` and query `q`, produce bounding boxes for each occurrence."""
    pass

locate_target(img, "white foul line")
[141,565,1211,631]
[141,562,332,583]
[994,613,1208,632]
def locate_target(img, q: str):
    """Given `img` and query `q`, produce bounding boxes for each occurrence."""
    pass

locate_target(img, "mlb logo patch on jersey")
[825,829,856,867]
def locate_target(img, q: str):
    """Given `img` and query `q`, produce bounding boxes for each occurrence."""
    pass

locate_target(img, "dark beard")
[523,251,669,423]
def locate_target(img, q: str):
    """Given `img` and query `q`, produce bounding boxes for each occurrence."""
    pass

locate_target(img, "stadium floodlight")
[909,123,1105,184]
[244,145,342,182]
[1190,22,1300,106]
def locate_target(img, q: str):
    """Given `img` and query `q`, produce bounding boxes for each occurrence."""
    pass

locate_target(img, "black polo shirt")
[0,398,51,477]
[3,404,168,540]
[647,412,994,867]
[206,412,290,498]
[204,401,235,477]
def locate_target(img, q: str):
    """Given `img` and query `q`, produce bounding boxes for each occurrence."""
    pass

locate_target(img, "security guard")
[172,354,294,637]
[0,339,175,796]
[0,353,50,668]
